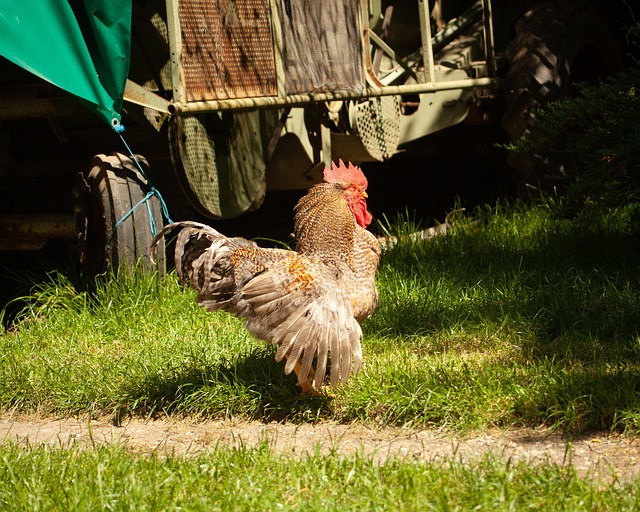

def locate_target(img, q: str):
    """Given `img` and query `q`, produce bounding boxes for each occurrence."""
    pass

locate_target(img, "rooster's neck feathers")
[293,183,357,260]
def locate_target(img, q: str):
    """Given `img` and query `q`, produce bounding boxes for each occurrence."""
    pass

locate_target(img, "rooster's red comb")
[323,160,368,189]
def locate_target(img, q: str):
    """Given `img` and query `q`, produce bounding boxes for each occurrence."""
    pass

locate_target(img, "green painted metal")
[0,0,132,126]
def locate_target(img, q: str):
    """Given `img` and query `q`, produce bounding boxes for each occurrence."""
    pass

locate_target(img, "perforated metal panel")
[178,0,277,101]
[351,96,401,161]
[169,110,279,218]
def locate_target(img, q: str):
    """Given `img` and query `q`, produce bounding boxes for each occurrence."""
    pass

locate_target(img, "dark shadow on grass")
[374,216,640,362]
[114,347,334,425]
[512,367,640,434]
[0,242,87,328]
[370,211,640,433]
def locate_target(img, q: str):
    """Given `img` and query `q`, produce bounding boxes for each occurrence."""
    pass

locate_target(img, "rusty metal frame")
[168,76,496,113]
[128,0,497,115]
[166,0,186,106]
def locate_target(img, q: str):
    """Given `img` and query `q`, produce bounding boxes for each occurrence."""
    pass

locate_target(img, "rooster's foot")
[296,381,336,397]
[297,380,321,396]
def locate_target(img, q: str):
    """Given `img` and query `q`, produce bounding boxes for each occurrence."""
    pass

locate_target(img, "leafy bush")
[511,26,640,212]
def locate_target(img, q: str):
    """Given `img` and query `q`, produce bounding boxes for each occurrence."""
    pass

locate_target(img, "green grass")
[2,199,640,508]
[1,200,640,433]
[0,442,638,511]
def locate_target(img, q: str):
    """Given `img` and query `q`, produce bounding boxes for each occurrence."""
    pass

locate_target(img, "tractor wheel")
[168,110,278,219]
[80,153,166,276]
[500,2,620,195]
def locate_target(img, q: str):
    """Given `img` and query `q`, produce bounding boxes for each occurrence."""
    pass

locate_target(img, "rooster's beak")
[362,191,368,198]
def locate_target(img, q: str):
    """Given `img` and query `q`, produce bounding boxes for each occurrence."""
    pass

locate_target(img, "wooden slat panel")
[278,0,363,95]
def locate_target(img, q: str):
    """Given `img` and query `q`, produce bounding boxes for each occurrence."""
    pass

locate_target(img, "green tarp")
[0,0,132,126]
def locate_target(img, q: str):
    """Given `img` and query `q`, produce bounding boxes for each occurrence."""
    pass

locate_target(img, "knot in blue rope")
[106,124,174,245]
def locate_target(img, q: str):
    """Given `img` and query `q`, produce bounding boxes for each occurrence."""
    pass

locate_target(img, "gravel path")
[2,415,639,482]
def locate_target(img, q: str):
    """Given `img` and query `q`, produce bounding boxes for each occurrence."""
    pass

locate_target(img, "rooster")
[151,161,380,393]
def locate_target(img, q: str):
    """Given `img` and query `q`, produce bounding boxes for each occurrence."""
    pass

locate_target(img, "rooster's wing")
[153,221,363,388]
[240,253,363,388]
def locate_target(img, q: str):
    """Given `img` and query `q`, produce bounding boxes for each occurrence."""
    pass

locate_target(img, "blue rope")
[107,121,174,245]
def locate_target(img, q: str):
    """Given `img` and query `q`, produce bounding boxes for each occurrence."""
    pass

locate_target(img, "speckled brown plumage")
[151,162,380,391]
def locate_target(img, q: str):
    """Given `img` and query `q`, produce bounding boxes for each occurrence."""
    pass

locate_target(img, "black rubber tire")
[500,1,620,194]
[83,153,166,276]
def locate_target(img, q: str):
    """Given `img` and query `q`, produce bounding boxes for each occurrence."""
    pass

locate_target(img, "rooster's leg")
[298,379,319,395]
[288,360,319,395]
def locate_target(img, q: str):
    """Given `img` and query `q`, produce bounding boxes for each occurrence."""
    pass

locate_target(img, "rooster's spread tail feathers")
[152,221,257,313]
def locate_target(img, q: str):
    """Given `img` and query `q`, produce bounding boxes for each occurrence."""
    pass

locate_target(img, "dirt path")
[1,415,639,482]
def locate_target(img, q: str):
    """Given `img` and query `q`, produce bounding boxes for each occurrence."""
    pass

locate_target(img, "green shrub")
[510,25,640,212]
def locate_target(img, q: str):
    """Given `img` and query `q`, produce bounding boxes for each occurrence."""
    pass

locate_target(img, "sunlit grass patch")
[1,200,640,433]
